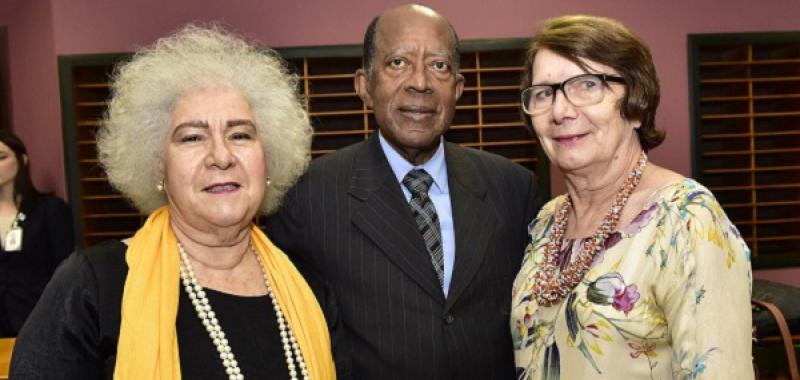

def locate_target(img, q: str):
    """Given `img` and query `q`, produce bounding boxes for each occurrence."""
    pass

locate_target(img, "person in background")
[11,25,341,379]
[0,129,74,337]
[511,15,753,379]
[266,4,541,379]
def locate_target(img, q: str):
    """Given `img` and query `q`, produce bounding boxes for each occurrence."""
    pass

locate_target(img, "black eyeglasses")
[521,73,626,115]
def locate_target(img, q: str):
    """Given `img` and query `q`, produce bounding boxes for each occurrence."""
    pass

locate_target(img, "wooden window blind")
[689,32,800,268]
[60,39,548,247]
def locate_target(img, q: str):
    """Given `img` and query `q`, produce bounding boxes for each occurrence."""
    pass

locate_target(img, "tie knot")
[402,169,434,195]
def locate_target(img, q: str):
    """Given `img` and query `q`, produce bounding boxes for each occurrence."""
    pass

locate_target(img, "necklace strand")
[532,151,648,307]
[178,242,309,380]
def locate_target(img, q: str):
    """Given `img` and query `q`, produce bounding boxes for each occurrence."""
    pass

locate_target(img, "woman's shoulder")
[51,241,127,282]
[536,195,566,219]
[527,195,566,236]
[649,177,723,213]
[79,240,128,266]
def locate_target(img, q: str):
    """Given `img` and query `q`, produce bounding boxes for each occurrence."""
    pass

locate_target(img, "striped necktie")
[402,168,445,287]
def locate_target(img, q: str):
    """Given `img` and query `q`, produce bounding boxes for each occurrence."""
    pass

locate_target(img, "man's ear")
[354,68,374,109]
[454,73,465,101]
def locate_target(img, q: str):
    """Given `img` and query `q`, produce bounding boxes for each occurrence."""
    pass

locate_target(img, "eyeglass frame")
[520,73,626,115]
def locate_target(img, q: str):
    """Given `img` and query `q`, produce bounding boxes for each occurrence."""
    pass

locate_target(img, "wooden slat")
[699,58,800,66]
[76,82,110,89]
[456,102,519,110]
[313,130,368,137]
[85,231,136,237]
[704,165,800,174]
[703,147,800,156]
[307,91,357,99]
[464,84,520,91]
[82,194,126,200]
[462,140,535,148]
[80,177,109,182]
[460,66,523,73]
[732,217,800,226]
[77,120,103,127]
[700,93,800,102]
[449,121,525,130]
[700,110,800,120]
[83,212,144,219]
[702,130,800,139]
[751,235,800,242]
[76,101,108,107]
[722,200,800,209]
[709,183,800,191]
[700,76,800,84]
[301,73,354,80]
[308,109,370,117]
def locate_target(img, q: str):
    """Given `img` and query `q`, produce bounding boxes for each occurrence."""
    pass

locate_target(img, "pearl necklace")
[532,151,648,307]
[178,242,309,380]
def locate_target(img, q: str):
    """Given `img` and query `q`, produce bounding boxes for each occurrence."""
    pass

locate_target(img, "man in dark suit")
[267,4,541,379]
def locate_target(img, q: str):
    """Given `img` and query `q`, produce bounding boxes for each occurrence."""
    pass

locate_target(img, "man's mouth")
[398,105,436,120]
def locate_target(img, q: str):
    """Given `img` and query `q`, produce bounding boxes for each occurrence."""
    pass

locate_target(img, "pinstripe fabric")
[402,169,445,288]
[265,134,541,380]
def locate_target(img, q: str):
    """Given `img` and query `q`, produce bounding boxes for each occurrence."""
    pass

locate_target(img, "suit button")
[443,314,455,325]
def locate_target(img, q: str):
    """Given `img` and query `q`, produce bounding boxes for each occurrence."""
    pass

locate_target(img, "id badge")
[4,227,22,252]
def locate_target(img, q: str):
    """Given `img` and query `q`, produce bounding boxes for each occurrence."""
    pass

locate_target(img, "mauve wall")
[2,0,800,285]
[1,0,60,194]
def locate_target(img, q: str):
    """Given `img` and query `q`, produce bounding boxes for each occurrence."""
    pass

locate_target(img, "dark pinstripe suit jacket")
[266,133,541,379]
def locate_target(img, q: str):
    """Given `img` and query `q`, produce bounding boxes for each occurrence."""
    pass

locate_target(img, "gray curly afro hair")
[97,24,311,215]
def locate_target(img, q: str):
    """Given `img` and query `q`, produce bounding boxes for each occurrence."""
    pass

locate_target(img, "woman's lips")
[553,133,588,144]
[203,182,241,194]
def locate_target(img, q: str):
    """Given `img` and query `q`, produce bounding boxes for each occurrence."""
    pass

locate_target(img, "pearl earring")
[156,180,164,192]
[266,177,272,187]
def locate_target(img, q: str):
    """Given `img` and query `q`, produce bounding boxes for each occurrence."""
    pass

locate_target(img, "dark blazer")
[266,134,541,379]
[0,195,74,336]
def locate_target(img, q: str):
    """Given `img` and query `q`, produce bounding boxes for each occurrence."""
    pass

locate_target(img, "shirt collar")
[378,131,448,193]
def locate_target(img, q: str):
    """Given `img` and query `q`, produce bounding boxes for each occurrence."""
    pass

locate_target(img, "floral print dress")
[511,179,753,380]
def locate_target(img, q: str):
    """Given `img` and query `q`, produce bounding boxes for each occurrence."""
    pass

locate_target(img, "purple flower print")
[586,272,641,315]
[613,283,640,315]
[622,202,658,235]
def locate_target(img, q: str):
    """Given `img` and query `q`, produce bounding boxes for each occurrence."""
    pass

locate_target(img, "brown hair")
[522,15,665,150]
[0,129,44,203]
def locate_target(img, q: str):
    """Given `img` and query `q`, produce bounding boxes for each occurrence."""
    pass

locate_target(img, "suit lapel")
[349,135,446,303]
[444,143,496,311]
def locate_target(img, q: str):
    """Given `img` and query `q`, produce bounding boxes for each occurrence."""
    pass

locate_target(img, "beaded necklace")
[532,151,648,307]
[178,242,309,380]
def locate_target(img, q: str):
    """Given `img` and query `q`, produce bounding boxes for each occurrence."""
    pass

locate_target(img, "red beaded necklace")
[532,151,648,307]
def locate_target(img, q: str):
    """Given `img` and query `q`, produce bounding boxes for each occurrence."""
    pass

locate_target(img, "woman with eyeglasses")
[511,15,753,379]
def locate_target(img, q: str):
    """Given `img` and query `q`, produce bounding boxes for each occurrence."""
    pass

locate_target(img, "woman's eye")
[579,79,599,90]
[180,134,203,143]
[230,132,252,140]
[534,88,553,100]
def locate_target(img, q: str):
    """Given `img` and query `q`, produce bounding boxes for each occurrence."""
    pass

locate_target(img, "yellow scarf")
[114,206,336,379]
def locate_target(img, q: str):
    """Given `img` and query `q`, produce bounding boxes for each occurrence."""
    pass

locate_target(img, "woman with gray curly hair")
[11,25,339,380]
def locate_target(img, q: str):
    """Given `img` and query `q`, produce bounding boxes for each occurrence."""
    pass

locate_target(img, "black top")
[0,195,74,336]
[10,240,350,379]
